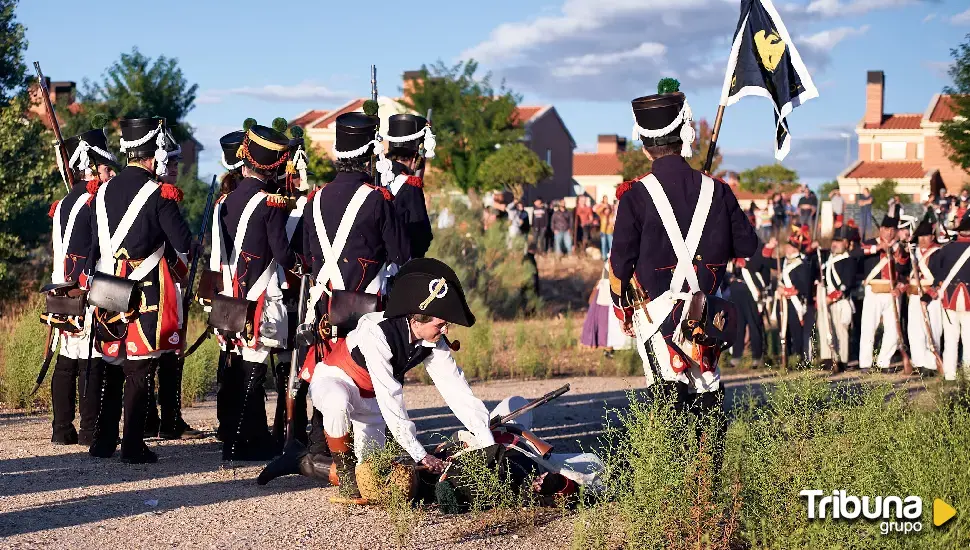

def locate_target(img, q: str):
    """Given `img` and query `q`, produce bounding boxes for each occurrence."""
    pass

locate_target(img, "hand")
[621,319,635,337]
[420,454,446,474]
[783,287,798,297]
[767,237,778,248]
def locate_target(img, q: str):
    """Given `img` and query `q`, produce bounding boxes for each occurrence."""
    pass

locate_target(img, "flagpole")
[702,105,725,173]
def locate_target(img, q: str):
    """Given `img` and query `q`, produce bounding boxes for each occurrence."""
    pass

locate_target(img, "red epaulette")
[761,245,775,258]
[405,175,424,189]
[366,184,393,201]
[265,193,287,208]
[48,200,59,218]
[160,183,184,202]
[615,180,635,200]
[307,188,318,202]
[86,179,100,196]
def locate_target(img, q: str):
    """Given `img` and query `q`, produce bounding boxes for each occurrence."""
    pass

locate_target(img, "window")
[546,149,552,165]
[916,142,924,160]
[881,141,906,160]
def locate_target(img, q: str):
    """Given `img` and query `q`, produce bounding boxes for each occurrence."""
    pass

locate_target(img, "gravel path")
[0,370,922,549]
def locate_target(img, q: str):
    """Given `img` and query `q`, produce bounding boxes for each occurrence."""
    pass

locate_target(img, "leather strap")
[312,185,372,291]
[782,257,806,322]
[95,181,159,274]
[940,244,970,293]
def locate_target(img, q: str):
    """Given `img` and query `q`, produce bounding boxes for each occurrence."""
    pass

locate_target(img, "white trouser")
[818,299,853,364]
[58,307,101,360]
[942,310,970,381]
[907,296,942,370]
[309,365,387,463]
[859,288,900,369]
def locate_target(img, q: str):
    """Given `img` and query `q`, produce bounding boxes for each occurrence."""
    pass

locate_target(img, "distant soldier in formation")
[727,242,773,368]
[44,124,118,445]
[928,217,970,381]
[817,226,857,371]
[907,220,943,374]
[381,113,434,259]
[777,225,818,360]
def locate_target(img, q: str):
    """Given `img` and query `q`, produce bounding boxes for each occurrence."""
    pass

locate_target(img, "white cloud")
[952,8,970,25]
[552,42,667,78]
[721,130,858,181]
[800,25,870,51]
[198,82,352,104]
[923,60,951,79]
[805,0,921,17]
[923,13,936,23]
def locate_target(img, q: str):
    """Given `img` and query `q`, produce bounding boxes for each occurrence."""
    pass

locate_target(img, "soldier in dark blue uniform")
[297,111,409,478]
[211,120,296,461]
[44,124,118,445]
[727,242,774,368]
[777,226,819,360]
[608,79,759,415]
[927,217,970,381]
[84,117,194,464]
[381,113,434,259]
[817,226,859,371]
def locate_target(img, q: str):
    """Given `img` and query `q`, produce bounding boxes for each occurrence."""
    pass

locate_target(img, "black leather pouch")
[208,294,252,334]
[88,274,138,313]
[196,270,223,303]
[329,289,381,333]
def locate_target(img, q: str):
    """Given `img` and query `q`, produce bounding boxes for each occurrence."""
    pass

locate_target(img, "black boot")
[50,355,79,445]
[120,359,156,463]
[223,359,275,461]
[143,362,160,439]
[216,351,239,442]
[89,361,124,458]
[77,357,104,446]
[272,363,310,450]
[307,408,330,457]
[157,353,202,439]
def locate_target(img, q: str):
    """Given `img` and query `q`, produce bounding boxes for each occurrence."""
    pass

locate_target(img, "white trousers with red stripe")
[942,310,970,381]
[308,365,386,462]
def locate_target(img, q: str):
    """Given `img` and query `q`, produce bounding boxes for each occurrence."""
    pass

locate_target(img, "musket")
[182,175,218,324]
[33,62,72,192]
[416,108,432,179]
[31,326,58,395]
[908,242,945,372]
[369,65,378,183]
[775,231,788,369]
[490,384,570,429]
[258,273,312,485]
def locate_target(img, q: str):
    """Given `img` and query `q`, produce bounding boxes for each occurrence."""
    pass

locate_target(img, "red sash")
[300,338,376,398]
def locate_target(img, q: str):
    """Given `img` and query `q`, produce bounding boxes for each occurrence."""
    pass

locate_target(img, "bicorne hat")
[220,130,246,171]
[880,214,898,229]
[913,220,934,238]
[831,225,850,241]
[385,114,436,158]
[384,258,476,327]
[631,78,695,158]
[239,122,291,173]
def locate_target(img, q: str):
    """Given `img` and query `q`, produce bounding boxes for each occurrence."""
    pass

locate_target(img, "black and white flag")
[718,0,818,161]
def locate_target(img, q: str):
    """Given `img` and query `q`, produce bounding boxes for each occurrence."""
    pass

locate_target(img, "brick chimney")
[865,71,884,127]
[596,134,627,155]
[402,70,424,102]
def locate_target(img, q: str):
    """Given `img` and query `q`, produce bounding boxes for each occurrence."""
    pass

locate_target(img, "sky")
[16,0,970,188]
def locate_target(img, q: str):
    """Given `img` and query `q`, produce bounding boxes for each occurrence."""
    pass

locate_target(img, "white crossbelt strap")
[95,181,163,279]
[210,199,225,274]
[825,253,847,292]
[278,196,308,290]
[782,257,806,321]
[940,244,970,293]
[312,185,373,291]
[740,267,760,300]
[52,197,87,284]
[863,257,889,285]
[641,174,713,294]
[917,247,938,283]
[223,191,276,301]
[389,173,408,196]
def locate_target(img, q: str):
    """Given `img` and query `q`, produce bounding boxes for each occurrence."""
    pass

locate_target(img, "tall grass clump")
[180,320,219,406]
[580,377,970,548]
[0,299,51,410]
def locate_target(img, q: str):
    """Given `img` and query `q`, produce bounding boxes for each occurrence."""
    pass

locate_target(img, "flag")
[718,0,818,161]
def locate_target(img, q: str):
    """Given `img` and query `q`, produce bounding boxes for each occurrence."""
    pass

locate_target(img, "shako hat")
[913,220,934,238]
[384,258,476,327]
[333,112,380,159]
[385,113,436,158]
[119,117,178,175]
[631,78,695,158]
[220,130,246,171]
[238,118,291,173]
[787,224,811,252]
[62,117,118,178]
[161,128,181,162]
[880,214,898,228]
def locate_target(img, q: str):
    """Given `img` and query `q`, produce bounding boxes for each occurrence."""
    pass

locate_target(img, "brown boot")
[329,451,367,504]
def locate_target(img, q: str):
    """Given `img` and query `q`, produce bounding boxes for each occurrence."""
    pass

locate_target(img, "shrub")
[0,299,50,410]
[181,318,219,406]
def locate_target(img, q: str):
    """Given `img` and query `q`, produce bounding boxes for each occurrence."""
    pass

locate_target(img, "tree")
[819,180,840,196]
[476,143,552,200]
[0,0,26,102]
[399,61,522,194]
[302,132,335,185]
[739,164,799,194]
[178,167,213,235]
[940,33,970,172]
[616,119,720,181]
[78,48,198,144]
[869,179,911,209]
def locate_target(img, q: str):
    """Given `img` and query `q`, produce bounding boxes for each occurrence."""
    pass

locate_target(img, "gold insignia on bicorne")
[754,29,786,72]
[713,310,726,331]
[420,278,448,311]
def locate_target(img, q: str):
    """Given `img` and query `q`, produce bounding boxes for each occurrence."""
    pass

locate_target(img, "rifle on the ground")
[490,384,570,428]
[258,273,312,485]
[34,62,71,193]
[909,242,944,372]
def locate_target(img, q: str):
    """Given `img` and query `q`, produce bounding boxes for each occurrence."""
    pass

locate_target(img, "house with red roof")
[573,134,625,200]
[837,71,967,202]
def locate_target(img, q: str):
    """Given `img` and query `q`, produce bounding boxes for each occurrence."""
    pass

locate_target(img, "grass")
[576,375,970,549]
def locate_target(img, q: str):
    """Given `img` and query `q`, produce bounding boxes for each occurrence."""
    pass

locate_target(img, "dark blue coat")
[382,161,433,259]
